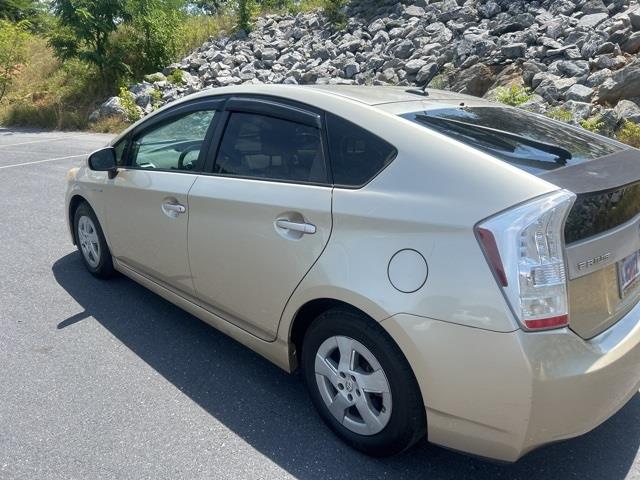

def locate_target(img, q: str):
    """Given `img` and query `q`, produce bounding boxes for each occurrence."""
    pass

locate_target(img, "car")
[65,84,640,462]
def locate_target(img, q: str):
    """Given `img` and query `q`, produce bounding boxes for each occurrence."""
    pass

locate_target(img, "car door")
[188,97,333,341]
[104,99,221,296]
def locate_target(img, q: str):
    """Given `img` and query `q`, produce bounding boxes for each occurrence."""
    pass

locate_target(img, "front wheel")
[302,307,426,457]
[74,202,114,278]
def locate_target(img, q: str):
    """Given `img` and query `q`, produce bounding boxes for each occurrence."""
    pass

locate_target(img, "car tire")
[73,202,115,278]
[302,307,426,457]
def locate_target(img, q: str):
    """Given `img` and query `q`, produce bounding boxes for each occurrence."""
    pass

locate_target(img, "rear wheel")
[74,202,114,278]
[302,307,426,456]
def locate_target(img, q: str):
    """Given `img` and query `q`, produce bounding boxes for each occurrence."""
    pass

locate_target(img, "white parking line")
[0,154,86,170]
[0,136,67,148]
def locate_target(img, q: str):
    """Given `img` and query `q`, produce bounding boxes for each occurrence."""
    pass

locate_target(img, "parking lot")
[1,126,639,479]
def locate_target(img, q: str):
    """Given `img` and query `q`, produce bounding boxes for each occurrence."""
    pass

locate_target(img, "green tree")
[0,19,30,102]
[0,0,39,21]
[191,0,226,15]
[48,0,126,85]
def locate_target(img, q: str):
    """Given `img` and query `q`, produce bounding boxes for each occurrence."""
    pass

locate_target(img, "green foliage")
[49,0,187,87]
[495,85,532,107]
[192,0,226,14]
[580,115,605,134]
[118,0,186,78]
[237,0,258,31]
[167,68,185,84]
[145,72,167,82]
[48,0,127,85]
[0,20,30,103]
[150,88,163,109]
[0,0,40,21]
[546,107,574,123]
[617,121,640,148]
[118,86,142,122]
[323,0,347,27]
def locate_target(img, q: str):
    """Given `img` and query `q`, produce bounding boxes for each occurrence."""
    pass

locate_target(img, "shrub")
[495,85,532,106]
[323,0,348,27]
[580,115,605,134]
[167,68,184,85]
[118,86,141,122]
[617,121,640,148]
[546,108,574,123]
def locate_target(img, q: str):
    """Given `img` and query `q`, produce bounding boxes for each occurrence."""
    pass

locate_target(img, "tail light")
[476,190,576,331]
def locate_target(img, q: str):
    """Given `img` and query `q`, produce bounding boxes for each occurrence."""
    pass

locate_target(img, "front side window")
[326,114,398,187]
[130,110,216,171]
[401,107,624,176]
[214,112,327,184]
[113,136,128,166]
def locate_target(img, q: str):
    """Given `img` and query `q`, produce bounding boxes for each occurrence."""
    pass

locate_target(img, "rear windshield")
[401,107,623,175]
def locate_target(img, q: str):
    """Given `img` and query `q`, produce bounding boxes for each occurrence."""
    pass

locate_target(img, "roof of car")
[184,84,489,107]
[114,84,496,144]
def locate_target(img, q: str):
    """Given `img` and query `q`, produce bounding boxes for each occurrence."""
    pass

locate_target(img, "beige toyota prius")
[65,85,640,462]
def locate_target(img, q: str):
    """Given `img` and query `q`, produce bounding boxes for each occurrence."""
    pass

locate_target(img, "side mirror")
[88,147,118,179]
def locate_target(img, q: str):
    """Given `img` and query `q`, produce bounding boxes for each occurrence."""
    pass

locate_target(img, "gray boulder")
[614,99,640,124]
[565,84,594,102]
[599,60,640,103]
[502,43,527,59]
[622,31,640,53]
[98,97,125,118]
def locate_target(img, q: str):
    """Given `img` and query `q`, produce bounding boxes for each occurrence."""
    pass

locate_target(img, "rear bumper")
[381,302,640,462]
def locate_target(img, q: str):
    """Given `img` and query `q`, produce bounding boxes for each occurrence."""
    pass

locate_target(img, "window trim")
[202,97,333,187]
[224,97,322,129]
[122,98,224,174]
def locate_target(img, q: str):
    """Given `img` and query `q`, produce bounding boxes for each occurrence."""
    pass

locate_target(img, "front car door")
[188,97,333,340]
[104,100,221,296]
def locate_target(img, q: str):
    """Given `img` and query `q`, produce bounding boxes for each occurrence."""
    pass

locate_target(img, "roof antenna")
[405,84,430,97]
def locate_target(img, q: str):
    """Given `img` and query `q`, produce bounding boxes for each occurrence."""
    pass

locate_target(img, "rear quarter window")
[326,113,397,187]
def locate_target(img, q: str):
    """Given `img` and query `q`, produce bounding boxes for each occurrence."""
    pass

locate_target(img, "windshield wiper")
[414,114,573,165]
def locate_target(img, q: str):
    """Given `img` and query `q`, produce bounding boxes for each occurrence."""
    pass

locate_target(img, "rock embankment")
[94,0,640,132]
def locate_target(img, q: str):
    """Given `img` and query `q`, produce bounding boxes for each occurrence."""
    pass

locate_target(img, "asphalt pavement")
[1,126,639,479]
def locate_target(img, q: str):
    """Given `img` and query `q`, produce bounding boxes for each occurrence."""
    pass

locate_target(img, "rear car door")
[187,97,333,341]
[104,99,221,296]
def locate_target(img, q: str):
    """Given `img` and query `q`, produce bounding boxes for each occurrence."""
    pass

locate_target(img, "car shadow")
[52,252,640,479]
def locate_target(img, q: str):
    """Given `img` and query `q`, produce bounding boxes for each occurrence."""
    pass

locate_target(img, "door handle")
[163,203,186,214]
[276,219,316,234]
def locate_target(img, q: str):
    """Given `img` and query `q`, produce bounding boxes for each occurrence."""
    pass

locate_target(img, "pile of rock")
[93,0,640,131]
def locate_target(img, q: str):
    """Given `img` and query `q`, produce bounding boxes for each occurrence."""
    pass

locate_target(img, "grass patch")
[495,85,532,106]
[88,115,130,134]
[179,14,236,57]
[0,36,108,130]
[617,121,640,148]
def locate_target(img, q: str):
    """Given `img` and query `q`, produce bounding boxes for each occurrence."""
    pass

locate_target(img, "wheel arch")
[288,298,391,372]
[68,194,89,245]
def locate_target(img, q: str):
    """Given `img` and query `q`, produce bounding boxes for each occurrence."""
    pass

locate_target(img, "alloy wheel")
[314,335,392,436]
[77,215,101,268]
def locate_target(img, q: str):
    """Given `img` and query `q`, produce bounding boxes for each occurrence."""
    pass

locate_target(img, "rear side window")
[214,112,327,184]
[326,114,397,187]
[402,107,623,176]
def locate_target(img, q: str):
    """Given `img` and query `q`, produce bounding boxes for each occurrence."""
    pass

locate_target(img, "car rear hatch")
[400,104,640,339]
[543,149,640,338]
